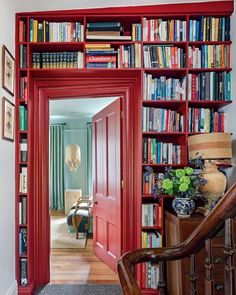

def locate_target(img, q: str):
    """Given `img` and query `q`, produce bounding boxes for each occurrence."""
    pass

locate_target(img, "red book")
[86,55,117,62]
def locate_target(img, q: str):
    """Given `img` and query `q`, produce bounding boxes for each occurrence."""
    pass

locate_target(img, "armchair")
[67,196,93,239]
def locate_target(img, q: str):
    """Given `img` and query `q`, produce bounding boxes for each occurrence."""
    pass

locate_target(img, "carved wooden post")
[224,218,235,295]
[159,261,166,295]
[189,254,197,295]
[204,239,214,295]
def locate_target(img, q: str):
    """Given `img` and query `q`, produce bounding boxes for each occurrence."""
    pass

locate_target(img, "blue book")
[86,50,118,55]
[87,22,121,29]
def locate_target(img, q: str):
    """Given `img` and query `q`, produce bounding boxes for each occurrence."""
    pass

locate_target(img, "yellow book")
[85,43,111,49]
[33,19,38,42]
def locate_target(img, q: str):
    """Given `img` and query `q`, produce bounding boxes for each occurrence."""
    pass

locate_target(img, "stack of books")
[85,44,117,68]
[86,21,132,41]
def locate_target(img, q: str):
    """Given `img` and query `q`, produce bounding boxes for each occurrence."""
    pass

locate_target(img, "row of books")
[142,262,159,289]
[142,230,162,248]
[188,108,225,132]
[142,139,181,164]
[142,204,162,227]
[143,45,186,68]
[29,19,84,42]
[19,106,27,131]
[143,171,163,195]
[143,74,186,101]
[20,138,27,163]
[19,197,27,225]
[19,77,28,102]
[188,72,231,101]
[189,16,230,42]
[19,228,27,255]
[143,18,187,42]
[32,51,84,69]
[188,44,230,68]
[19,167,27,193]
[85,43,141,68]
[20,258,27,286]
[142,107,184,133]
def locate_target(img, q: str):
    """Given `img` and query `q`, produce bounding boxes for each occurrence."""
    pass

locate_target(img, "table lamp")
[65,144,81,172]
[188,132,232,214]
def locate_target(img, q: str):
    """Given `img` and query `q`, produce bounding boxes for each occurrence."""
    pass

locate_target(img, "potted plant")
[153,167,206,218]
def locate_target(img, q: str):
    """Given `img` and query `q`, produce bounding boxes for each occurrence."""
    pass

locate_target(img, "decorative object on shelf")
[188,132,232,215]
[2,45,15,96]
[172,197,196,218]
[2,97,15,141]
[65,144,81,172]
[156,167,206,218]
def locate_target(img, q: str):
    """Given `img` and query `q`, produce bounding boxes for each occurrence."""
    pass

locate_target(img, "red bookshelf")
[15,1,233,294]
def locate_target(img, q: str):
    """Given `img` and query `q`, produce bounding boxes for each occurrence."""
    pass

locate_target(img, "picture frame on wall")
[2,97,15,142]
[2,45,15,96]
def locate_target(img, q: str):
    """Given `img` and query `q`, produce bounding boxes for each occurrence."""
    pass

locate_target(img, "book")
[87,22,121,29]
[20,258,27,286]
[20,138,27,162]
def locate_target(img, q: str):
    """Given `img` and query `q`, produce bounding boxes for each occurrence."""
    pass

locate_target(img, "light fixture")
[65,144,81,172]
[188,132,232,214]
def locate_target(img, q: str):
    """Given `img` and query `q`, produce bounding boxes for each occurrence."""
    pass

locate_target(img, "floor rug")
[34,284,122,295]
[51,216,87,249]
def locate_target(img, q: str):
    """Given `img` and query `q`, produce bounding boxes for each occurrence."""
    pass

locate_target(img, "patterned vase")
[172,197,196,218]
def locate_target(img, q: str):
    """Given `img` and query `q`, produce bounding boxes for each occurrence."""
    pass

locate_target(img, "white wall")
[14,0,228,12]
[0,1,17,294]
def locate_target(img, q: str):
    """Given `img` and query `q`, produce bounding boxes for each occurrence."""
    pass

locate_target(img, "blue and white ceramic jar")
[172,197,196,218]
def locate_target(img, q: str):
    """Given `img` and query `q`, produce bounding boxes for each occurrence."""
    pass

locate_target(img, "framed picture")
[2,97,15,141]
[2,45,15,96]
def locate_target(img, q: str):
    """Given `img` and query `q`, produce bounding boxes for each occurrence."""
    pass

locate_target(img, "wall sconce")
[65,144,81,172]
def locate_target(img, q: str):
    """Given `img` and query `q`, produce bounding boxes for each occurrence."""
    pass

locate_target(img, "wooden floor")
[50,238,120,284]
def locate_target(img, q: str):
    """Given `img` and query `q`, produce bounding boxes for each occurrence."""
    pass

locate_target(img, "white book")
[19,201,22,224]
[86,35,132,41]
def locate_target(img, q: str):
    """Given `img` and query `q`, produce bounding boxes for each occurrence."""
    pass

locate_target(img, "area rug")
[51,216,87,249]
[35,284,122,295]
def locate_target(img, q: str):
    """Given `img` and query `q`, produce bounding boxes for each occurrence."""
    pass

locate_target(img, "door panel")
[93,98,121,272]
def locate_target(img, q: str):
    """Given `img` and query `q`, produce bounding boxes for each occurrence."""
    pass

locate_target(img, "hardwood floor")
[50,238,120,284]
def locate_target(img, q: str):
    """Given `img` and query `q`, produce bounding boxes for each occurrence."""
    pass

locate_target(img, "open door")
[92,98,121,272]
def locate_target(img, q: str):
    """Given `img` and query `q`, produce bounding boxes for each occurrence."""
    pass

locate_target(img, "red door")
[92,98,121,272]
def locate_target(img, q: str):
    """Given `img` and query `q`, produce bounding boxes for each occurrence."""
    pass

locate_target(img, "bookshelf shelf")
[188,41,232,45]
[15,3,233,294]
[188,68,232,72]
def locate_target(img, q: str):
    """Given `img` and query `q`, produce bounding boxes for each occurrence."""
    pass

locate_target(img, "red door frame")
[29,70,142,287]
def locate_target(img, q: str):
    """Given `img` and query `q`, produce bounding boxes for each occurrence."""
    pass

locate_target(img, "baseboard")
[6,280,18,295]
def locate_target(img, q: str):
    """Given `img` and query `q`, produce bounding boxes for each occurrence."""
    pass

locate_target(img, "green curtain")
[86,122,92,196]
[50,124,65,210]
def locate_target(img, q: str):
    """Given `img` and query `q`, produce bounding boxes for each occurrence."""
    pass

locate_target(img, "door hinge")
[121,110,124,119]
[121,180,124,189]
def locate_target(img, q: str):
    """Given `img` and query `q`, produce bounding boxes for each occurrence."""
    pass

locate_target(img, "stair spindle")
[224,218,235,295]
[159,261,166,295]
[204,239,214,295]
[189,254,197,295]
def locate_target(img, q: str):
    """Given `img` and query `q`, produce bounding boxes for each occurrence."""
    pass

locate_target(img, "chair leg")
[72,215,82,239]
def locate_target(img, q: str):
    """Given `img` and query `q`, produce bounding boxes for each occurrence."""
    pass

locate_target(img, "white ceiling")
[50,97,118,120]
[15,0,221,12]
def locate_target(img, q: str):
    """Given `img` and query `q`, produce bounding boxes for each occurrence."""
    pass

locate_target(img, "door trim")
[30,71,142,287]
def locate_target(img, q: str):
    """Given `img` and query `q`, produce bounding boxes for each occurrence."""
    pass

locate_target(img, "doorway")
[30,72,141,286]
[49,96,120,283]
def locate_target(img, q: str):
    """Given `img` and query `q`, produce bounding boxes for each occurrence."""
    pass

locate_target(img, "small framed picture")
[2,97,15,142]
[2,45,15,96]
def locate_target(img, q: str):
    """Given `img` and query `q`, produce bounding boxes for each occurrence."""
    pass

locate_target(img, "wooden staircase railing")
[118,182,236,295]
